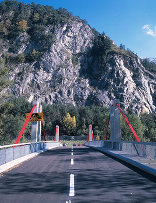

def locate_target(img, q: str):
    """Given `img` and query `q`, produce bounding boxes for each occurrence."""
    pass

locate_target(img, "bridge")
[0,99,156,202]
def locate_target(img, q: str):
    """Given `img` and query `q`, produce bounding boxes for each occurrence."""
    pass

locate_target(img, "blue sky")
[2,0,156,58]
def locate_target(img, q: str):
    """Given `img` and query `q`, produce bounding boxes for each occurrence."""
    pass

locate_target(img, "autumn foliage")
[63,113,76,136]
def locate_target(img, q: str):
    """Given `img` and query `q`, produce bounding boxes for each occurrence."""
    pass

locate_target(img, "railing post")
[110,99,121,143]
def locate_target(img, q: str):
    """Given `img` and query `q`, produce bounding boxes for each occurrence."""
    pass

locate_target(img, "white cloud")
[142,24,156,37]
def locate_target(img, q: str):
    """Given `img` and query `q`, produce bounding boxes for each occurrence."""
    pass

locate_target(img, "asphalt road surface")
[0,146,156,203]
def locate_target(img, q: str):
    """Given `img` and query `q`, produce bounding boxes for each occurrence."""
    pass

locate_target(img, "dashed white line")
[71,159,74,165]
[69,174,75,196]
[71,152,73,156]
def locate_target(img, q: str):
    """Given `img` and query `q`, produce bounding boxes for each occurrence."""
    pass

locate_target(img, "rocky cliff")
[0,1,156,115]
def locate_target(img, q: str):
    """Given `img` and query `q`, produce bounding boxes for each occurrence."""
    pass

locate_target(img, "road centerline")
[71,158,74,165]
[69,174,75,197]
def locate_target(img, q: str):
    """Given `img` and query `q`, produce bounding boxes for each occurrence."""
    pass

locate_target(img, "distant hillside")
[0,0,156,115]
[147,58,156,64]
[142,58,156,74]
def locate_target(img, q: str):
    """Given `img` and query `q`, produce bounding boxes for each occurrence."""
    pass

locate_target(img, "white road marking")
[71,152,73,156]
[69,174,75,196]
[71,159,74,165]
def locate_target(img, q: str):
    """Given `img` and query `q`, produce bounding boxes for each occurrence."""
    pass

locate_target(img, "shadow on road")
[39,146,92,157]
[0,172,68,195]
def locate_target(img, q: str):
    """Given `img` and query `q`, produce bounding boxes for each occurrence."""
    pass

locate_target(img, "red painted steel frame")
[116,103,141,142]
[14,105,37,144]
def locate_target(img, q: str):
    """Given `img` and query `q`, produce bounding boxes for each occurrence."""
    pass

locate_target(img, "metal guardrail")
[0,141,60,166]
[85,140,156,160]
[0,143,31,149]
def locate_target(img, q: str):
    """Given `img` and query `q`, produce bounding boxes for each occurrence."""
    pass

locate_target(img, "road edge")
[0,146,59,174]
[0,152,41,174]
[86,145,156,182]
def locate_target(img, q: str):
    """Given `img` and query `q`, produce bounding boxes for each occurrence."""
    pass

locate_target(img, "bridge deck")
[0,146,156,203]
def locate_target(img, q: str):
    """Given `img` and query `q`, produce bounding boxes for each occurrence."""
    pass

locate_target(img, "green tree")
[0,98,32,145]
[93,34,113,56]
[141,113,156,142]
[31,49,40,60]
[33,13,40,22]
[0,58,11,102]
[18,53,25,63]
[121,113,146,141]
[119,44,125,50]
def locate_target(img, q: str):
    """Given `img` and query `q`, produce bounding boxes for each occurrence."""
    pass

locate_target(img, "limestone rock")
[6,21,156,115]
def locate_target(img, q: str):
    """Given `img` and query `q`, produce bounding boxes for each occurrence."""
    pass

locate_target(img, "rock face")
[2,20,155,115]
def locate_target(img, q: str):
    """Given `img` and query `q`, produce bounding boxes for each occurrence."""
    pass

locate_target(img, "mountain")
[0,0,156,115]
[147,58,156,64]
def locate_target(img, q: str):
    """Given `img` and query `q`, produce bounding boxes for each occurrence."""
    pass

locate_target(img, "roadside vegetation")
[0,97,155,145]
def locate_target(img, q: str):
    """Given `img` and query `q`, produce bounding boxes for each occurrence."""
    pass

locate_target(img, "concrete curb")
[86,145,156,180]
[0,146,59,174]
[0,152,40,174]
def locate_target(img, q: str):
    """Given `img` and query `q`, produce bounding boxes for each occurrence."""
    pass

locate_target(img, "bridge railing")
[0,141,60,166]
[85,140,156,160]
